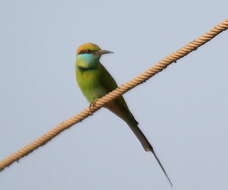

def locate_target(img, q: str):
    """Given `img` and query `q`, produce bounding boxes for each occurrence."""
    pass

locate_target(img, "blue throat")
[76,54,99,69]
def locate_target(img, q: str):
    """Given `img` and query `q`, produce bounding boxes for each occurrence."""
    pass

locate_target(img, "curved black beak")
[96,49,113,55]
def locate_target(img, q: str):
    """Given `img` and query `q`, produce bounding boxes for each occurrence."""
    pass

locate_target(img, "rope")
[0,19,227,171]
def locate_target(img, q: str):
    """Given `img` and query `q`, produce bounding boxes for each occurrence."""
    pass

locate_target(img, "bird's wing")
[98,64,118,92]
[98,64,132,113]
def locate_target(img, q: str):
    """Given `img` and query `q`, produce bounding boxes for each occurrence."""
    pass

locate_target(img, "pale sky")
[0,0,228,189]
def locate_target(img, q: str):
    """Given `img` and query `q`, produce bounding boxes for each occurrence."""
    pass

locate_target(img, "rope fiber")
[0,19,227,171]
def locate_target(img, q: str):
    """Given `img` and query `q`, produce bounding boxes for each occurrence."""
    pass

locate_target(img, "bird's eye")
[80,49,92,54]
[83,49,91,53]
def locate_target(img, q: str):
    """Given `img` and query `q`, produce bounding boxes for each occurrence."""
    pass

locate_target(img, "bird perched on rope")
[75,42,172,186]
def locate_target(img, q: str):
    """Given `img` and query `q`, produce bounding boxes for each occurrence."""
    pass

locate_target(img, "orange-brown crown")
[76,43,101,54]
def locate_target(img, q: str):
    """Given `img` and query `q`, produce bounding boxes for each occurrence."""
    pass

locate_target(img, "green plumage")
[76,56,152,151]
[76,63,117,103]
[75,43,172,186]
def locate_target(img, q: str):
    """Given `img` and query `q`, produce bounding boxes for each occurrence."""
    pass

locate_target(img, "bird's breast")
[76,68,106,102]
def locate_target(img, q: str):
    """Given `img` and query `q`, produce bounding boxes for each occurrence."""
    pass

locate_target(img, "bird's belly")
[83,86,107,102]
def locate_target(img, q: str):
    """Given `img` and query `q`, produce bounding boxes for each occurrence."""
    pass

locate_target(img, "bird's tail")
[105,102,172,186]
[125,117,173,187]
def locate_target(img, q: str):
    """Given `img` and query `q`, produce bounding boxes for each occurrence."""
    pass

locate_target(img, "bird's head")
[76,43,113,69]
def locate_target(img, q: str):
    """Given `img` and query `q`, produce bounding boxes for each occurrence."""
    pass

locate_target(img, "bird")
[75,42,172,186]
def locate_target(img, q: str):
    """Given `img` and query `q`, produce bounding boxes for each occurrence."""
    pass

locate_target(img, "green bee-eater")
[75,43,172,185]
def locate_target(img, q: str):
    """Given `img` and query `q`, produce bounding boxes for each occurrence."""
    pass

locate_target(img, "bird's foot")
[89,99,98,115]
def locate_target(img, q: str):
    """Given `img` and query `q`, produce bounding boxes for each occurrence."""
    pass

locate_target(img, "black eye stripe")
[79,49,96,54]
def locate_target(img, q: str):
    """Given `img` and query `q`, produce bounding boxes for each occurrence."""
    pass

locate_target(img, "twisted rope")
[0,19,227,171]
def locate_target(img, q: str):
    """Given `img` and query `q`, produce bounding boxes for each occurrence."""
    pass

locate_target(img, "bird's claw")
[89,99,98,115]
